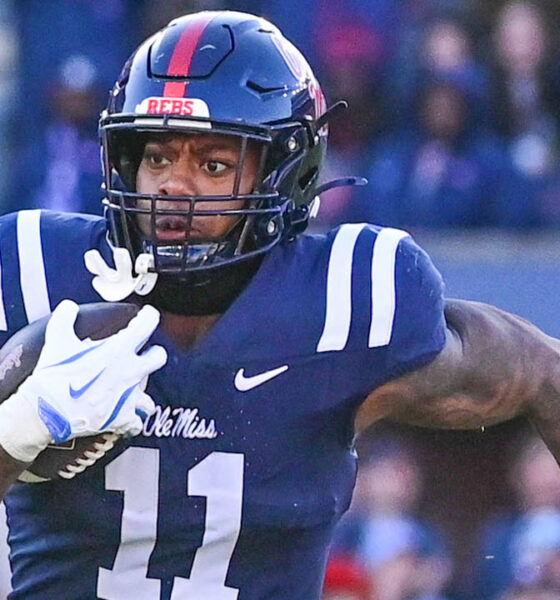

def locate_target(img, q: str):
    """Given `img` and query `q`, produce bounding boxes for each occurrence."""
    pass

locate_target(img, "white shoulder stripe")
[316,223,367,352]
[17,210,51,323]
[369,227,409,347]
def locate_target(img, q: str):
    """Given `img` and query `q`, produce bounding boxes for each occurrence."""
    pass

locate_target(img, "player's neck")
[160,312,221,350]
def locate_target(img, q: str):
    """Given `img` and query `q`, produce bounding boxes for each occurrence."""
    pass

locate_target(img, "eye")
[143,151,171,169]
[202,160,231,175]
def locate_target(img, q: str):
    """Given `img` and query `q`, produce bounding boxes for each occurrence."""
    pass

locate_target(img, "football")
[0,302,141,483]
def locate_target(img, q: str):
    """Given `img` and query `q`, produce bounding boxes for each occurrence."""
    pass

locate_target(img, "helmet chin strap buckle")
[84,248,158,302]
[133,253,158,295]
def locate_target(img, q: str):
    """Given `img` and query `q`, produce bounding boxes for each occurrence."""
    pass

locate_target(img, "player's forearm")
[0,446,26,499]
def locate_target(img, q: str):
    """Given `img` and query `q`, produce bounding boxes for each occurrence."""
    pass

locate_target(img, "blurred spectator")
[330,439,452,600]
[264,0,401,79]
[472,435,560,599]
[14,54,103,214]
[484,1,560,227]
[10,0,141,213]
[390,11,487,128]
[424,18,473,72]
[322,555,374,600]
[421,16,487,120]
[360,70,519,229]
[489,1,560,180]
[14,0,136,143]
[349,13,537,230]
[312,56,388,230]
[298,1,396,231]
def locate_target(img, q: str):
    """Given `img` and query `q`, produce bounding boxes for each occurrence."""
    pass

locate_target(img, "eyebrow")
[192,142,240,156]
[145,139,241,155]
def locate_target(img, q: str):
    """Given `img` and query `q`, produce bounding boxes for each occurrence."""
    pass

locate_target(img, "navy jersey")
[1,210,446,599]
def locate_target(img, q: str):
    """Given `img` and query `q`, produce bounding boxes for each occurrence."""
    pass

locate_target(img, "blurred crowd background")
[1,0,560,599]
[1,0,560,228]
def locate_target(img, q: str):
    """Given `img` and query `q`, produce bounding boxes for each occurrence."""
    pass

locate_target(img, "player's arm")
[357,299,560,458]
[0,448,27,496]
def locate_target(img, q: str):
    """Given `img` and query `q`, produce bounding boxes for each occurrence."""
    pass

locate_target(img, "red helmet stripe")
[163,13,215,97]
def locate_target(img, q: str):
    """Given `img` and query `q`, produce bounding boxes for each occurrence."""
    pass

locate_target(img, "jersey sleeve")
[0,209,107,347]
[384,231,447,378]
[305,224,447,401]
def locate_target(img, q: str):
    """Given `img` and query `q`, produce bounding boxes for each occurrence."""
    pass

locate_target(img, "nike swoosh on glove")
[0,299,167,463]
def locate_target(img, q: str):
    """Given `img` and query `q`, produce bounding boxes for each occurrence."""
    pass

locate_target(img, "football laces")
[57,433,120,480]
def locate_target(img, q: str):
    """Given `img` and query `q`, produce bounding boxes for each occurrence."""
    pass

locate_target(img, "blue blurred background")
[1,2,560,599]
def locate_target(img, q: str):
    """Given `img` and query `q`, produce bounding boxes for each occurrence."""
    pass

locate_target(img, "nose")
[158,165,198,197]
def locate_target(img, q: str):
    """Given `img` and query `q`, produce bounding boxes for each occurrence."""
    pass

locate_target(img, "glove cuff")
[0,388,53,464]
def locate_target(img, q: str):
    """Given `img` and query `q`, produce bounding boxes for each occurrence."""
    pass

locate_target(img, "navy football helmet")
[100,10,334,279]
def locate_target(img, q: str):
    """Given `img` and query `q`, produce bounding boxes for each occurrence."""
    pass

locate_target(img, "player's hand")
[0,300,167,463]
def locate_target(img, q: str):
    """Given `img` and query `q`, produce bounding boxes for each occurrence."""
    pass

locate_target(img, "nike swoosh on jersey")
[234,365,289,392]
[69,369,105,399]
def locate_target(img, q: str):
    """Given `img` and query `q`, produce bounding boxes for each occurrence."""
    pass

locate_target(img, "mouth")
[154,216,191,241]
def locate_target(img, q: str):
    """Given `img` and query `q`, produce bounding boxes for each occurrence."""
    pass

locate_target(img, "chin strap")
[84,248,158,302]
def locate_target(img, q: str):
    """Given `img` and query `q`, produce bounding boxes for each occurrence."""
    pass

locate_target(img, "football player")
[0,10,559,600]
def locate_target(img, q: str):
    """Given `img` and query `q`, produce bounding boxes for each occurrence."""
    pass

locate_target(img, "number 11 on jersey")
[97,448,244,600]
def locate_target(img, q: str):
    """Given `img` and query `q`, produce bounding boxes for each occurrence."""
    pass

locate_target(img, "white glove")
[0,300,167,463]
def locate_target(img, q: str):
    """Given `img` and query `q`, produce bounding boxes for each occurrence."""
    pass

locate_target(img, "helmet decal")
[135,97,210,117]
[161,13,215,97]
[270,30,327,127]
[270,34,308,83]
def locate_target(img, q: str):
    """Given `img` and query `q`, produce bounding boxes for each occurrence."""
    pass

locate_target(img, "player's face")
[135,133,261,241]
